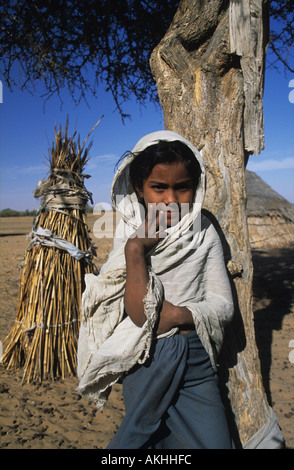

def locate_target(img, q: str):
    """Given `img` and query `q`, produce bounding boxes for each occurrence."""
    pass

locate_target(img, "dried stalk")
[2,119,100,383]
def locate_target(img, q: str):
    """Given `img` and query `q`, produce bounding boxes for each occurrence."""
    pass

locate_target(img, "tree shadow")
[202,209,247,448]
[200,211,294,447]
[252,245,294,406]
[0,233,27,237]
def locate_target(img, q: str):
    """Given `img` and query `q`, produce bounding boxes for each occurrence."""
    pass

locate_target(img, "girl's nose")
[164,189,177,205]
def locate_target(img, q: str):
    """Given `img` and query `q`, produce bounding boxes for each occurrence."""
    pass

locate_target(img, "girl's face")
[137,162,195,227]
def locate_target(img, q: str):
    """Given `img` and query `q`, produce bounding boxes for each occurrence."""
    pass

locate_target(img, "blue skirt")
[107,331,232,449]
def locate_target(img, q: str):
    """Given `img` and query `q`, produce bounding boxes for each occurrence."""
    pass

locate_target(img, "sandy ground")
[0,214,293,449]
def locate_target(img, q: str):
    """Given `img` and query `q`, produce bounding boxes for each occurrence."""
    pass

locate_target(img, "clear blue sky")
[0,64,293,211]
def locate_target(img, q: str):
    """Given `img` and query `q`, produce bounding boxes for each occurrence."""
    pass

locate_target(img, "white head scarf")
[108,130,206,257]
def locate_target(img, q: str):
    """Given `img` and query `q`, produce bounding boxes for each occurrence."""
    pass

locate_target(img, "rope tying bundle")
[34,168,93,211]
[29,226,95,264]
[16,318,80,336]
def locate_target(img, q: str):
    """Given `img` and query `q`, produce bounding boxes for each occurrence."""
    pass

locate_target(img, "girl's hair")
[129,140,202,193]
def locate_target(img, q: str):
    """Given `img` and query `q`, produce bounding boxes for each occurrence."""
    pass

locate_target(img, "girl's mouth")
[164,210,179,226]
[165,209,177,217]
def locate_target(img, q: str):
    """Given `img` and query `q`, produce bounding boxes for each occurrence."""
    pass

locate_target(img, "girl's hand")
[156,302,194,336]
[127,204,167,253]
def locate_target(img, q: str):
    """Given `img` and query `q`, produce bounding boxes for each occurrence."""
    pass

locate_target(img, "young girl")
[77,131,234,449]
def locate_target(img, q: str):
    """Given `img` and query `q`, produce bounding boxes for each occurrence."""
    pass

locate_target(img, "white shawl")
[77,131,234,408]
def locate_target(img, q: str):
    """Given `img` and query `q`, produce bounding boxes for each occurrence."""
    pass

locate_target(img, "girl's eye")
[179,187,191,192]
[177,185,190,192]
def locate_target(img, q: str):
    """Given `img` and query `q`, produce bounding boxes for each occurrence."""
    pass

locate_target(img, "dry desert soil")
[0,214,293,449]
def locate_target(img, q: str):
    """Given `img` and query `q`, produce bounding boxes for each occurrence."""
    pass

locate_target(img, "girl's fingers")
[147,204,167,238]
[158,209,167,233]
[130,204,167,244]
[146,204,157,238]
[130,205,156,240]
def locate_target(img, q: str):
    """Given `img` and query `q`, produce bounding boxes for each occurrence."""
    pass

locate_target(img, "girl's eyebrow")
[148,179,193,186]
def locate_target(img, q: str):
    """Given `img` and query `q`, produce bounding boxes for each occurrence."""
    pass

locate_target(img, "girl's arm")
[124,239,150,327]
[124,206,194,334]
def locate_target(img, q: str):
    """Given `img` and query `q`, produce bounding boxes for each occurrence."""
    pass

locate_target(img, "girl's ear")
[135,187,144,199]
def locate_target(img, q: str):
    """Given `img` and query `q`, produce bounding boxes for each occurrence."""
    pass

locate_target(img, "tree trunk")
[150,0,284,448]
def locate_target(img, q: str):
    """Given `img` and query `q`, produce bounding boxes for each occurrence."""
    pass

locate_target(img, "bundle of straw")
[2,119,100,383]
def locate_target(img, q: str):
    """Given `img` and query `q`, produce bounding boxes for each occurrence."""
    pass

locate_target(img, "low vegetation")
[0,206,93,217]
[0,208,37,217]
